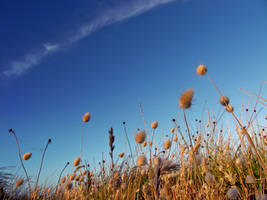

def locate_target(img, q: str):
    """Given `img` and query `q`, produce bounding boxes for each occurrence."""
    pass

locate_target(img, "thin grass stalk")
[206,71,266,172]
[123,123,134,165]
[231,112,265,170]
[56,162,69,193]
[183,109,193,147]
[80,124,85,161]
[35,139,51,190]
[9,129,31,195]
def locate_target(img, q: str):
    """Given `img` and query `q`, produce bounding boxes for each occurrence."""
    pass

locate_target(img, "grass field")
[1,65,266,200]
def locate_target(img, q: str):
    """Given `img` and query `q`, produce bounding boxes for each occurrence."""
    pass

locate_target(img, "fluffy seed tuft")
[164,139,171,150]
[245,175,255,184]
[179,88,194,109]
[135,130,146,144]
[226,187,239,199]
[136,155,147,166]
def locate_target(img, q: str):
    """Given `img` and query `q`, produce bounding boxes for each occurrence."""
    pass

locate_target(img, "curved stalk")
[56,162,69,193]
[35,138,51,190]
[9,129,31,195]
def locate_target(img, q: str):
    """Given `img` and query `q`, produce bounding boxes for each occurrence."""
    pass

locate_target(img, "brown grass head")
[69,174,75,181]
[65,182,73,190]
[196,64,207,76]
[60,176,66,184]
[151,121,158,129]
[22,152,32,160]
[225,104,234,113]
[16,178,24,187]
[135,130,146,144]
[179,88,194,109]
[219,96,230,106]
[164,139,171,150]
[137,155,147,166]
[119,152,125,158]
[73,157,81,166]
[142,141,147,147]
[83,112,90,123]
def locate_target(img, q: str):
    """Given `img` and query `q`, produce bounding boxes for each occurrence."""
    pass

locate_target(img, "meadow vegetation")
[1,65,266,200]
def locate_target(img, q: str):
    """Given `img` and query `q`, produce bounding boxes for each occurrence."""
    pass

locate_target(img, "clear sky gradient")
[0,0,266,184]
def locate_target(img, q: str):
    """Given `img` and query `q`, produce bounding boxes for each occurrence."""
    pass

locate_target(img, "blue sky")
[0,0,266,184]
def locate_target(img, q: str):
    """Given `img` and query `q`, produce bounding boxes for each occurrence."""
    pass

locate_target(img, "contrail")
[3,0,176,77]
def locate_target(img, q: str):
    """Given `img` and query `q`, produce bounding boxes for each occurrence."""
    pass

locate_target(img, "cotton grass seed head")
[196,64,207,76]
[179,88,194,109]
[151,121,158,129]
[205,172,216,185]
[220,96,230,106]
[245,175,255,184]
[22,152,32,160]
[164,139,171,149]
[235,156,246,168]
[16,178,24,187]
[137,155,147,166]
[135,130,146,144]
[83,112,90,123]
[226,187,239,199]
[73,157,81,166]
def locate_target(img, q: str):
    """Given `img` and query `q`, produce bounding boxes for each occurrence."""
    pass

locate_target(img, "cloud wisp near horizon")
[3,0,176,77]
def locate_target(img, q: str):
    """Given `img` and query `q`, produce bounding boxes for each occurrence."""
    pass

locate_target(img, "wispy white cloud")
[3,0,176,77]
[43,43,60,52]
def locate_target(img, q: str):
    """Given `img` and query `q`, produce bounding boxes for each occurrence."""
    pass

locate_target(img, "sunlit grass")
[1,65,266,200]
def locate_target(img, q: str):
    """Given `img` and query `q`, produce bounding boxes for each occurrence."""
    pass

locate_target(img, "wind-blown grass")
[3,65,267,200]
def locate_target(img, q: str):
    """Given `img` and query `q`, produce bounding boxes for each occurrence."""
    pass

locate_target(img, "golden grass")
[2,65,267,200]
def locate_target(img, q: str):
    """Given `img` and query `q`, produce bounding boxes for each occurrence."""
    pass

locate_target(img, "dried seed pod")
[22,152,32,160]
[219,96,230,106]
[196,64,207,76]
[73,157,81,166]
[151,121,158,129]
[83,112,90,122]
